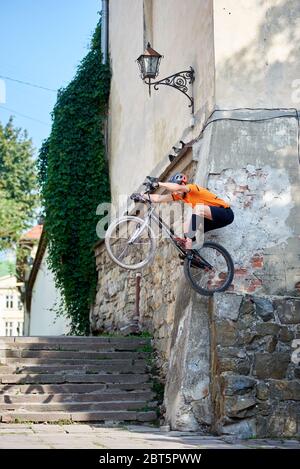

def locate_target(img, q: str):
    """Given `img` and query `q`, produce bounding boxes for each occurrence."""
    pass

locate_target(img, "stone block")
[256,323,280,336]
[253,353,290,379]
[215,320,237,346]
[221,373,256,396]
[225,395,256,418]
[218,357,251,375]
[269,380,300,400]
[220,418,256,438]
[256,381,269,400]
[274,299,300,324]
[214,293,243,321]
[252,297,274,321]
[278,326,294,342]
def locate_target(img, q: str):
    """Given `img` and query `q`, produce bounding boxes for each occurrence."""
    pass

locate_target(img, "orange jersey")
[171,183,230,208]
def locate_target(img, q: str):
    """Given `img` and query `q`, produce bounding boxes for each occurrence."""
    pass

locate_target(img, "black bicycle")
[105,177,234,296]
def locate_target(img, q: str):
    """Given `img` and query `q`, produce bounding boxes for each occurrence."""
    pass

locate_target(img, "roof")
[20,224,43,241]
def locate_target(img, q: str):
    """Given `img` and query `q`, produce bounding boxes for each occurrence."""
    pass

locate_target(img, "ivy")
[37,20,111,335]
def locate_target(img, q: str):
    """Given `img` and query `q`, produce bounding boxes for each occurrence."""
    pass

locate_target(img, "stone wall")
[212,292,300,438]
[164,291,300,437]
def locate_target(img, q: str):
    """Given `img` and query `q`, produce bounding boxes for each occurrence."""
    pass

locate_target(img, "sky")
[0,0,101,154]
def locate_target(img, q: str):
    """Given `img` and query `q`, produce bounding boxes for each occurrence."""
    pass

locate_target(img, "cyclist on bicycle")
[137,172,234,249]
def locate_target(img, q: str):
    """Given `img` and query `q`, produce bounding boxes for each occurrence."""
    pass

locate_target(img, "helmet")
[168,172,188,185]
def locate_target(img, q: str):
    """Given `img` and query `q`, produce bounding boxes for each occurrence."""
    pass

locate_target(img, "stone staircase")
[0,336,157,424]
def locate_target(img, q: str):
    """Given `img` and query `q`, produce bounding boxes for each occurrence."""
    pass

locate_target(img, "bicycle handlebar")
[130,176,159,203]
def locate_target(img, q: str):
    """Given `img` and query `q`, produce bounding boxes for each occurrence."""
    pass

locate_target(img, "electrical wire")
[196,107,300,163]
[0,105,49,126]
[0,74,57,92]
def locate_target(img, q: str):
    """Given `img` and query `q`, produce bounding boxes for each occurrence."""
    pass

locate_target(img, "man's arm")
[148,193,173,203]
[158,182,189,193]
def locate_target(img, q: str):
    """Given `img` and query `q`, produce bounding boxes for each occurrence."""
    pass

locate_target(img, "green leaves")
[38,21,111,335]
[0,118,38,251]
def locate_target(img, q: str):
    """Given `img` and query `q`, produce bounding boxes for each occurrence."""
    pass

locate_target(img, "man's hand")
[145,176,159,190]
[130,193,146,203]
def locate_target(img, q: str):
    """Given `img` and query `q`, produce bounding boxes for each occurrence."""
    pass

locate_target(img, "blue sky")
[0,0,101,154]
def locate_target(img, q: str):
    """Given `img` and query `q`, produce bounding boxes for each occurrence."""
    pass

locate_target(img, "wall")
[214,0,300,107]
[211,292,300,437]
[164,290,300,437]
[194,110,300,297]
[108,0,215,206]
[29,247,69,336]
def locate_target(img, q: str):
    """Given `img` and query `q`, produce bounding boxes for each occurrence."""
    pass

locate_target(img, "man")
[140,172,234,249]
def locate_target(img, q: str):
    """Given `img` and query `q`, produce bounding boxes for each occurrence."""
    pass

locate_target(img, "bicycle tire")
[105,215,156,270]
[184,241,234,296]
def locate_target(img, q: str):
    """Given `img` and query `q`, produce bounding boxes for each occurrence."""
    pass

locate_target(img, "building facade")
[25,230,69,336]
[0,274,24,336]
[92,0,300,436]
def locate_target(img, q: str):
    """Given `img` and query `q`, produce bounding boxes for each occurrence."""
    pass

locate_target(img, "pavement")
[0,423,299,449]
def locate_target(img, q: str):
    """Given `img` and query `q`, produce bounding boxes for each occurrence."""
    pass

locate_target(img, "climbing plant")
[37,21,111,334]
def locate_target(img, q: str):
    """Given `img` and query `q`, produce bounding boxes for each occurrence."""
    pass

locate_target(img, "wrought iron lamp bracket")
[145,67,195,114]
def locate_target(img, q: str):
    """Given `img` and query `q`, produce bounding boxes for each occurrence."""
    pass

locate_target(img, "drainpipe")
[101,0,108,64]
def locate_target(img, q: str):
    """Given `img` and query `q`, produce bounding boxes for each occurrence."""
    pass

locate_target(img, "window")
[5,322,13,336]
[16,322,23,336]
[18,299,23,310]
[5,295,14,309]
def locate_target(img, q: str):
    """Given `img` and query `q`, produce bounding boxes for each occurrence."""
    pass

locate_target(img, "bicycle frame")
[136,199,213,269]
[136,200,188,257]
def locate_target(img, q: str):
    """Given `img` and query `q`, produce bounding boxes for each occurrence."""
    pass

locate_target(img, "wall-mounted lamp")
[137,43,195,114]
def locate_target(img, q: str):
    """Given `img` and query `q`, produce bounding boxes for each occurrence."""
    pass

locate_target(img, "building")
[92,1,300,436]
[0,270,24,336]
[24,228,69,336]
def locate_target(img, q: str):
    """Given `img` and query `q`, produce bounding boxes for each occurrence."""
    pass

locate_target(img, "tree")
[0,118,38,250]
[37,20,111,335]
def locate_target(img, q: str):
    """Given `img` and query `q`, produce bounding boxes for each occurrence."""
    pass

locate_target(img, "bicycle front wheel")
[105,216,156,270]
[184,241,234,296]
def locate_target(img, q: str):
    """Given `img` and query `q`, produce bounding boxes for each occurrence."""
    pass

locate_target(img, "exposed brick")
[234,268,248,276]
[247,278,263,293]
[251,254,264,269]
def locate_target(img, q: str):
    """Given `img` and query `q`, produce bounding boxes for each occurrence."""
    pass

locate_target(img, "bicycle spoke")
[188,244,231,293]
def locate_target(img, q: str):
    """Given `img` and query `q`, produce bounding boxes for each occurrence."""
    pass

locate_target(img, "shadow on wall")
[217,0,300,107]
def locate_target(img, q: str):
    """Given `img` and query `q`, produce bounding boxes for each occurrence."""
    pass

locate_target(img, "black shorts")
[204,207,234,233]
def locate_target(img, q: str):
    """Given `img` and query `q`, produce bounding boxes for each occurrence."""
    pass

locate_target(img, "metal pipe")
[135,272,142,328]
[101,0,108,64]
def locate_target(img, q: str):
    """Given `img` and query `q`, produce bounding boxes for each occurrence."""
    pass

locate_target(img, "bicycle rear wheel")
[105,216,156,270]
[184,241,234,296]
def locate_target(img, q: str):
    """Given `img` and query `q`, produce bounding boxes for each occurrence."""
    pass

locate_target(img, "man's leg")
[184,204,212,249]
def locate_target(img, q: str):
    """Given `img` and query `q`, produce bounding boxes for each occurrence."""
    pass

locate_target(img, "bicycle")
[105,177,234,296]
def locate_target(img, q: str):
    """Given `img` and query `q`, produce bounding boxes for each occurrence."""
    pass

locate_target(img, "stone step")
[0,361,147,374]
[0,382,153,395]
[0,410,157,423]
[0,337,150,351]
[0,390,154,403]
[0,400,156,412]
[0,354,147,365]
[0,350,149,359]
[0,373,151,385]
